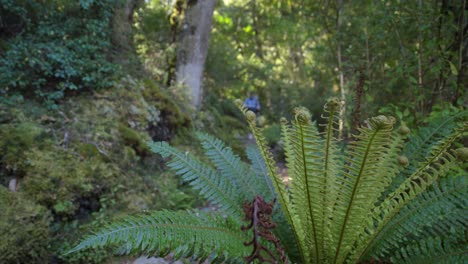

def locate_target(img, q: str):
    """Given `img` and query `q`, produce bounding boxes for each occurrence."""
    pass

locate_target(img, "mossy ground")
[0,77,200,262]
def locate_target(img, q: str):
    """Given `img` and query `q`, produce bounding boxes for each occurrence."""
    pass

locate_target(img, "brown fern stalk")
[241,196,287,264]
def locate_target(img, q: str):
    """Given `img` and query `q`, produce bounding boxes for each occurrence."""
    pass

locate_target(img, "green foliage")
[71,211,249,263]
[72,101,466,263]
[366,176,467,261]
[0,0,122,106]
[262,123,285,160]
[0,73,199,262]
[142,79,191,140]
[118,123,151,156]
[21,147,119,217]
[0,186,51,263]
[0,122,47,181]
[149,141,244,217]
[263,123,281,148]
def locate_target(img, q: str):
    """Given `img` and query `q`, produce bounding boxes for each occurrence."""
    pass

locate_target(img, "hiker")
[243,91,261,114]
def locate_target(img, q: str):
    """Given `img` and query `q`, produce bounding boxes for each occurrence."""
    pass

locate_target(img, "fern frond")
[236,104,290,217]
[330,115,396,264]
[69,211,249,263]
[288,107,325,263]
[389,230,467,264]
[148,142,243,218]
[246,142,302,262]
[388,111,467,192]
[246,145,275,201]
[196,132,263,201]
[236,101,306,264]
[365,176,468,261]
[352,122,467,261]
[280,117,295,177]
[319,99,344,258]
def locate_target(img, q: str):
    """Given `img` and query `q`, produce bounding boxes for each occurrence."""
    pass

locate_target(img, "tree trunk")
[336,0,346,140]
[453,0,466,105]
[112,0,140,50]
[175,0,216,109]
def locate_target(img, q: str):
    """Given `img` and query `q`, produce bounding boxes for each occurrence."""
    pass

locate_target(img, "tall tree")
[175,0,216,109]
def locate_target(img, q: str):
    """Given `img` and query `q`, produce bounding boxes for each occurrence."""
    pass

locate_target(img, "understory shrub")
[0,0,122,106]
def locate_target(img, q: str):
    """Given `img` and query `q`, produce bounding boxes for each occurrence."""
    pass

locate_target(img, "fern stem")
[333,128,379,264]
[248,122,308,264]
[322,107,336,254]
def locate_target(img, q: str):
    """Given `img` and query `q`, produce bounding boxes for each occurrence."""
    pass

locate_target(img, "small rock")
[133,256,170,264]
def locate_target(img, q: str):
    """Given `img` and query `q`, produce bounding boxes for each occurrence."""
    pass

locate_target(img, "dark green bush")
[0,0,122,106]
[263,123,285,160]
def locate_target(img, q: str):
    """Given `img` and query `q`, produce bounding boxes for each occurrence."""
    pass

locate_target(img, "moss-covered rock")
[21,147,120,218]
[142,79,191,140]
[118,122,151,156]
[0,186,51,263]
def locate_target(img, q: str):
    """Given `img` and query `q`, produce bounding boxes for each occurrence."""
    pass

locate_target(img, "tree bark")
[336,0,346,140]
[175,0,216,109]
[454,0,466,105]
[112,0,140,49]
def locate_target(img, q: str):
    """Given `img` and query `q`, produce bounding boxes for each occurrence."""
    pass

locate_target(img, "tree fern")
[350,122,467,263]
[69,211,249,263]
[72,101,466,264]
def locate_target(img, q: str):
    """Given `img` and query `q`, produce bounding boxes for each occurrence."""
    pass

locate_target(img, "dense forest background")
[0,0,466,263]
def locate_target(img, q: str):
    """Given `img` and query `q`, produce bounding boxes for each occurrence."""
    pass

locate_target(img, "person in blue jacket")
[243,91,261,114]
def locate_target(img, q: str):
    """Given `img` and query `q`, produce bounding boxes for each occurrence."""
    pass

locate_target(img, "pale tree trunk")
[417,0,424,112]
[175,0,216,109]
[336,0,346,140]
[454,0,466,105]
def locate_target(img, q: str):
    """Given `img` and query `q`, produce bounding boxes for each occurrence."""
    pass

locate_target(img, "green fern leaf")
[389,111,467,192]
[366,176,468,261]
[288,107,326,263]
[280,117,296,178]
[352,122,467,261]
[318,99,344,258]
[246,145,275,201]
[69,211,249,263]
[331,115,396,263]
[196,132,263,201]
[237,102,307,264]
[389,230,467,264]
[148,142,243,218]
